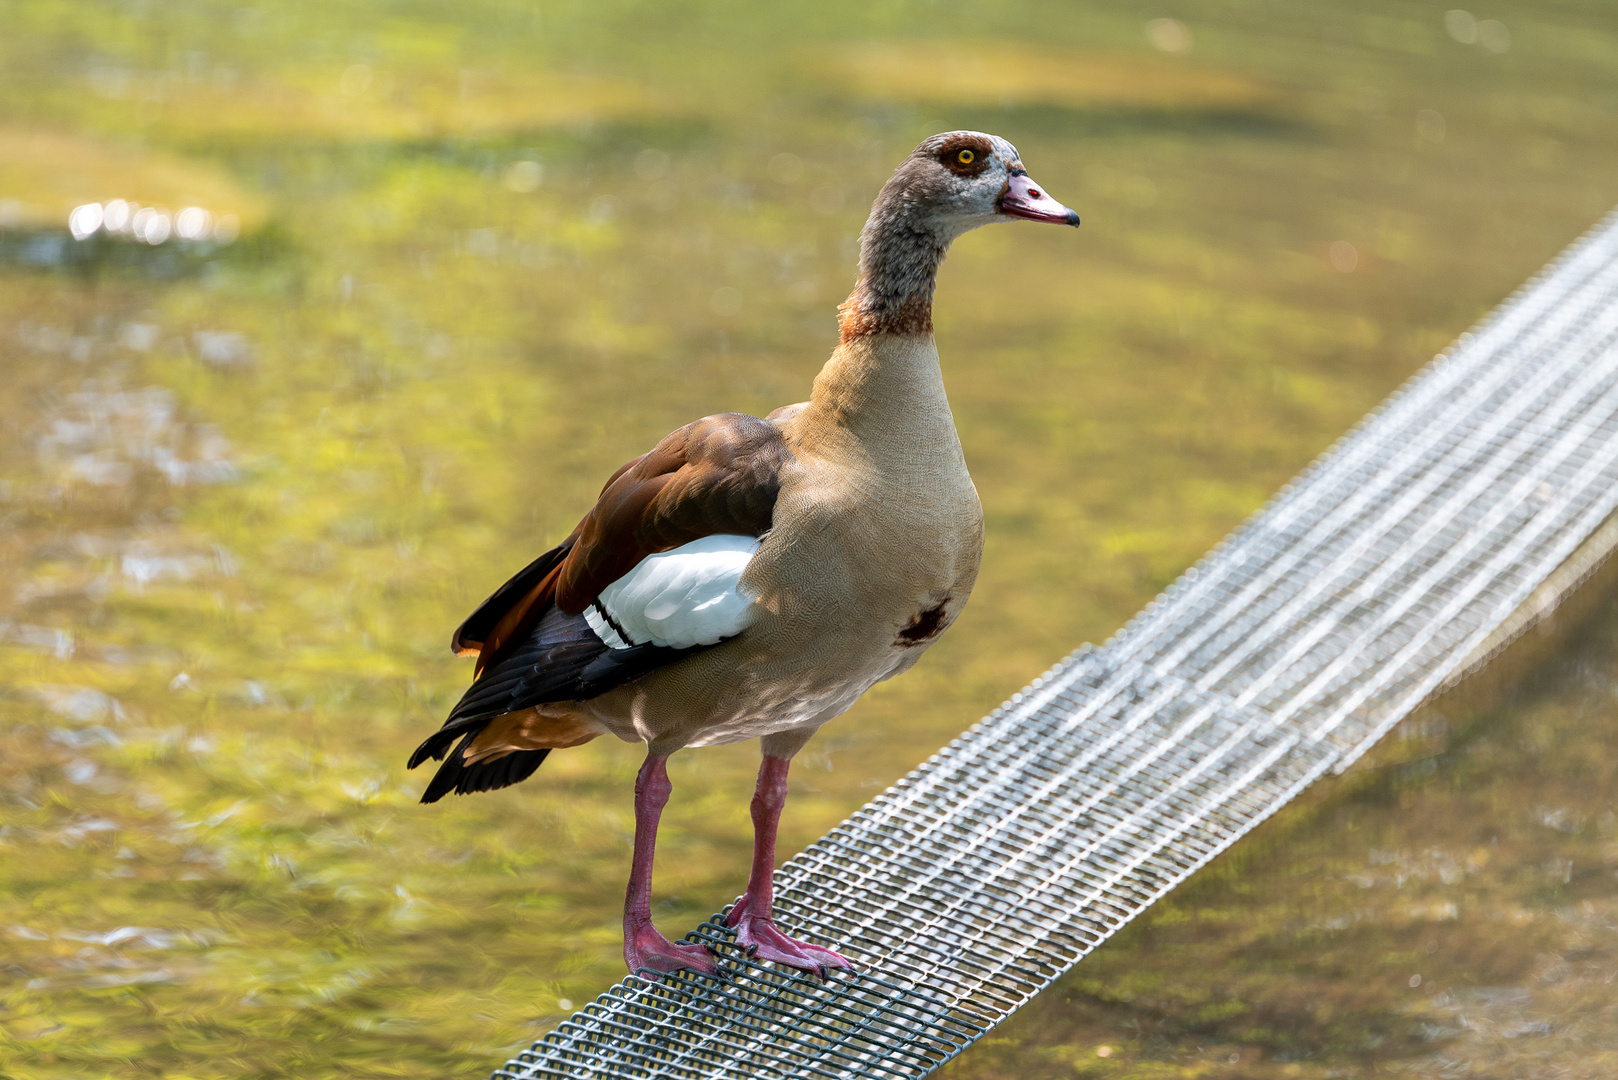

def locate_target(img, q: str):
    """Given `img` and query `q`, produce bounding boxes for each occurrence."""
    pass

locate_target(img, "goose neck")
[836,202,951,343]
[805,333,951,445]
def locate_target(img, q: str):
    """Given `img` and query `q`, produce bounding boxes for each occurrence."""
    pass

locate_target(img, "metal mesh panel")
[491,208,1618,1080]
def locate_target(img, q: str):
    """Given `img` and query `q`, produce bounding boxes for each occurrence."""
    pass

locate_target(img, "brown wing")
[553,411,788,614]
[454,412,788,678]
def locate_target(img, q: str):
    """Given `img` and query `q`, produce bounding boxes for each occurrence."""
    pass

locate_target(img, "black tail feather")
[418,728,551,803]
[412,585,721,803]
[407,723,467,770]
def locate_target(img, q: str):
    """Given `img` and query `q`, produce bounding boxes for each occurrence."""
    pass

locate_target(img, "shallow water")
[2,2,1618,1077]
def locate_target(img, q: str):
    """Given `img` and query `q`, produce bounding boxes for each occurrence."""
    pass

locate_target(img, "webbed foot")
[624,920,718,979]
[727,898,854,979]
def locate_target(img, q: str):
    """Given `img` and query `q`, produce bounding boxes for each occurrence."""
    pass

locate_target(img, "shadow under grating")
[490,206,1618,1078]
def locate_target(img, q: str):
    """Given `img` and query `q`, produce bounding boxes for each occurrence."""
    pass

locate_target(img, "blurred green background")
[3,1,1618,1077]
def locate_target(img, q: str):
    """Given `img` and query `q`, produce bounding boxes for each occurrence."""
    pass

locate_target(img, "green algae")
[2,1,1618,1077]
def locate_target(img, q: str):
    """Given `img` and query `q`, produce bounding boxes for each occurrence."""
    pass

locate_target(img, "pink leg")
[725,755,855,978]
[623,755,716,977]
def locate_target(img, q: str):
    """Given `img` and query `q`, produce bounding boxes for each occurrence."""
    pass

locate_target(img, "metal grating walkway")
[491,208,1618,1080]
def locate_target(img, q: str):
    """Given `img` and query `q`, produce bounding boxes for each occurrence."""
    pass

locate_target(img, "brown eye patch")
[938,136,992,176]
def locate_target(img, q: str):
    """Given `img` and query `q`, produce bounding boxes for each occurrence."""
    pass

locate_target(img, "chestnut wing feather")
[449,542,573,657]
[554,412,788,614]
[449,411,787,679]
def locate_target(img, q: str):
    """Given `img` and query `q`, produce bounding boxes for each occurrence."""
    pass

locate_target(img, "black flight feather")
[449,540,573,656]
[419,734,550,803]
[410,601,714,801]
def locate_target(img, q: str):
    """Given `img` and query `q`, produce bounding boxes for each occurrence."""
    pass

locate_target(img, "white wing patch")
[584,534,759,650]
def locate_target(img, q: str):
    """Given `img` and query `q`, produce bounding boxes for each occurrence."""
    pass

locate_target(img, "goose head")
[867,130,1079,245]
[842,130,1078,340]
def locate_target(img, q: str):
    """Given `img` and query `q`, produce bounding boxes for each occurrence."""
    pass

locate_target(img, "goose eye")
[956,149,975,165]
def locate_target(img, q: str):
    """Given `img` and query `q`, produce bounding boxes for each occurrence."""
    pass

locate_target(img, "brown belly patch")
[896,595,952,647]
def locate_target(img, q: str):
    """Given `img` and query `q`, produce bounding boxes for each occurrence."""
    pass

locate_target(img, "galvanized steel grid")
[491,208,1618,1080]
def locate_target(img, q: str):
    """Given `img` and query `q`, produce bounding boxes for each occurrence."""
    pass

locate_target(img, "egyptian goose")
[409,131,1079,978]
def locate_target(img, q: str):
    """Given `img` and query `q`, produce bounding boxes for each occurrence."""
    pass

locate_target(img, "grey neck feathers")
[837,186,953,342]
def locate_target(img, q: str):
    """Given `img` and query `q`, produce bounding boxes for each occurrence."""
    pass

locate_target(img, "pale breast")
[753,431,983,665]
[583,334,986,752]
